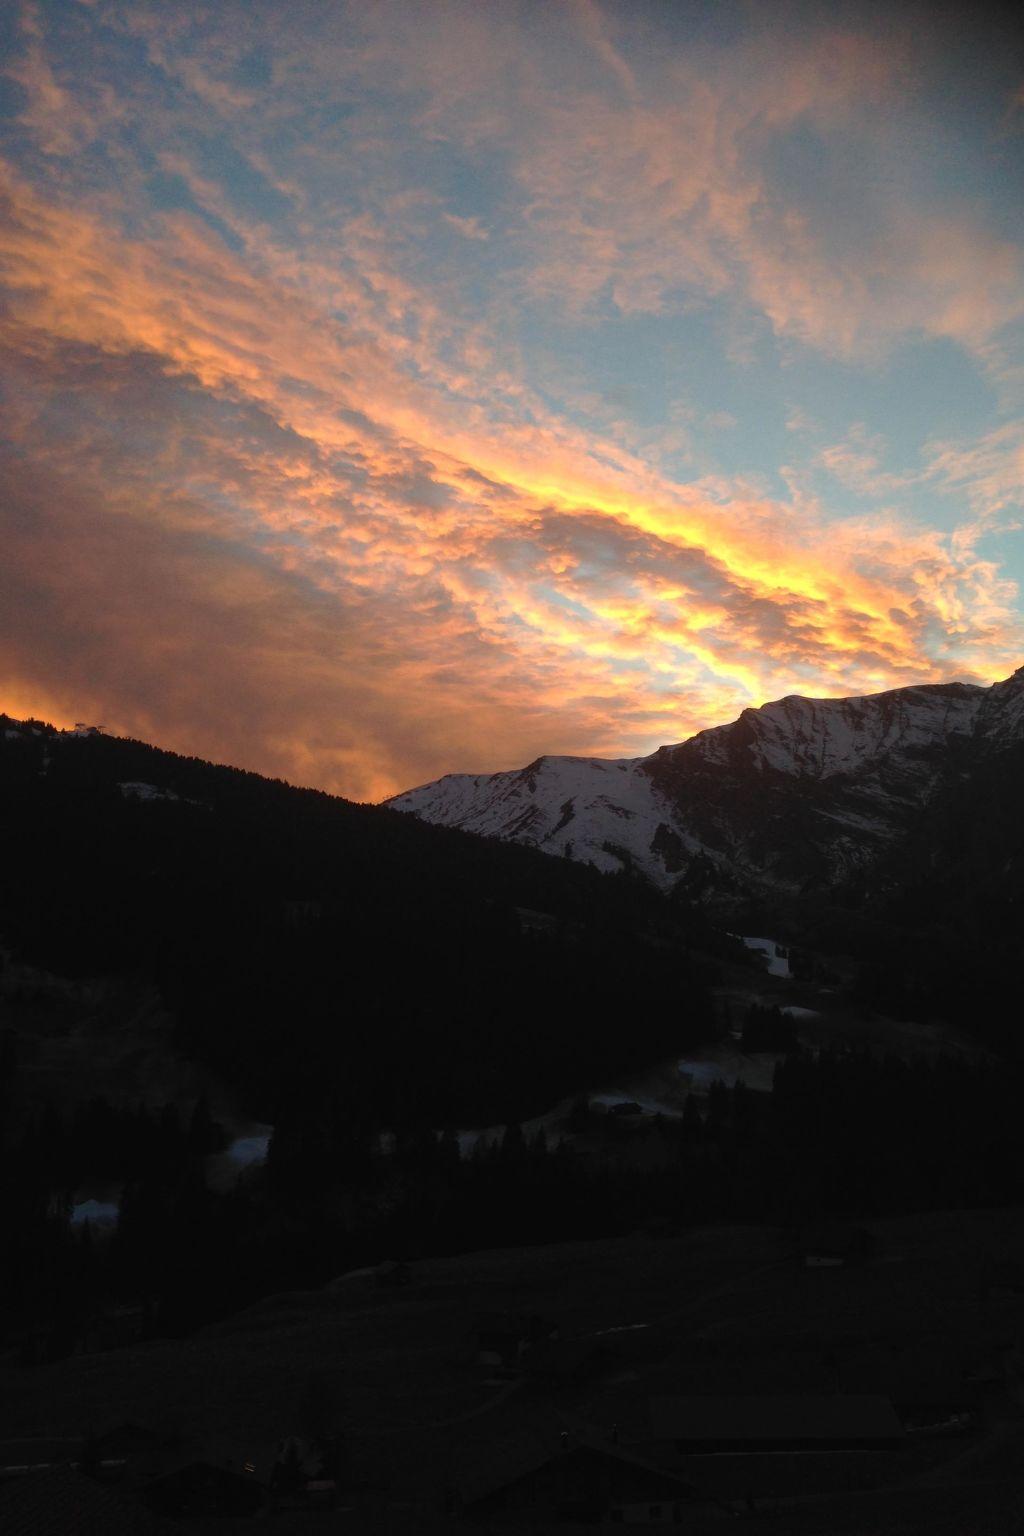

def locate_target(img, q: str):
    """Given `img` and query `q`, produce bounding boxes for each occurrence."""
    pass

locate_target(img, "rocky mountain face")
[386,668,1024,905]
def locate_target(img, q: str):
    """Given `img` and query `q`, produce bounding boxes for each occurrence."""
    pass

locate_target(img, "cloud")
[4,12,96,156]
[0,2,1021,797]
[443,212,490,242]
[324,2,1021,362]
[816,425,911,499]
[786,407,818,434]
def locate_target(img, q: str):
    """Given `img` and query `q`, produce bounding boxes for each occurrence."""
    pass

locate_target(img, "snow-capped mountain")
[386,668,1024,898]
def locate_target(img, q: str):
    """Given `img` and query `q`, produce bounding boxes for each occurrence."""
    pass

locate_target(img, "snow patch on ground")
[677,1059,731,1088]
[119,781,180,803]
[226,1131,272,1167]
[677,1046,782,1094]
[71,1199,119,1226]
[742,936,791,978]
[388,755,688,885]
[205,1125,274,1192]
[589,1091,680,1117]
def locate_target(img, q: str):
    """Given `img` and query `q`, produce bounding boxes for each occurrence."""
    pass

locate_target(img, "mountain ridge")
[387,668,1024,901]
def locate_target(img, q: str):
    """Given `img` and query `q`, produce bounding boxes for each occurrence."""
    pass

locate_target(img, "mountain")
[387,668,1024,905]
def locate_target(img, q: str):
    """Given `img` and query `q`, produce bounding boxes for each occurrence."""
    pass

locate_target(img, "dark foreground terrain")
[4,1209,1024,1532]
[5,719,1024,1532]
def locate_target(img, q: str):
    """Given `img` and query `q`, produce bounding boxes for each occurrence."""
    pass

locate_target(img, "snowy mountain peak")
[390,752,676,881]
[671,681,985,781]
[386,668,1024,896]
[976,667,1024,743]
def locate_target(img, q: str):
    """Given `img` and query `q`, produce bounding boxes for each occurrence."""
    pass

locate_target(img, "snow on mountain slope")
[386,669,1024,896]
[675,683,985,778]
[976,665,1024,744]
[390,754,688,880]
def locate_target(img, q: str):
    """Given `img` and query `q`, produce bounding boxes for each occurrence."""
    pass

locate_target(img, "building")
[647,1395,907,1504]
[449,1424,713,1524]
[649,1395,905,1454]
[125,1430,282,1517]
[143,1459,267,1520]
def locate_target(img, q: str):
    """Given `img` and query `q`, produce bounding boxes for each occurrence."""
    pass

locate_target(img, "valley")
[2,679,1024,1532]
[454,927,988,1162]
[3,3,1020,1525]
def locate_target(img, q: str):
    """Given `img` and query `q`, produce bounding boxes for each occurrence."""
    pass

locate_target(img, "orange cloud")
[344,5,1019,363]
[2,149,1021,794]
[1,3,1021,797]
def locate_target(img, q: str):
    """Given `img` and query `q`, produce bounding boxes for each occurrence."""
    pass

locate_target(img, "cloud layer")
[1,0,1022,798]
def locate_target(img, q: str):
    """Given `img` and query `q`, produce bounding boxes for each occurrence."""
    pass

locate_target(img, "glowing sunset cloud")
[1,1,1022,799]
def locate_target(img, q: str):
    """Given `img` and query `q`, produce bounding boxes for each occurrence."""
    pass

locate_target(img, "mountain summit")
[386,670,1024,901]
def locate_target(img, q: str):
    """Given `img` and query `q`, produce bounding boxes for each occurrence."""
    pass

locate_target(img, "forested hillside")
[4,716,1023,1363]
[1,716,724,1352]
[0,716,719,1129]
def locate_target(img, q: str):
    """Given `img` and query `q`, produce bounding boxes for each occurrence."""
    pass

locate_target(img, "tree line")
[3,1043,1022,1363]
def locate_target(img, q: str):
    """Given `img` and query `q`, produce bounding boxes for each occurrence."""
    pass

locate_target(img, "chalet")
[144,1458,267,1520]
[649,1395,905,1454]
[449,1425,713,1524]
[131,1430,281,1515]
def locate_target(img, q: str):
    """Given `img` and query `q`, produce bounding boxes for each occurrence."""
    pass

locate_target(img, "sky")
[1,0,1022,801]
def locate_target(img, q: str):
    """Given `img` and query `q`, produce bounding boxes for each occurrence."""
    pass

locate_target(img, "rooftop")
[650,1395,905,1444]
